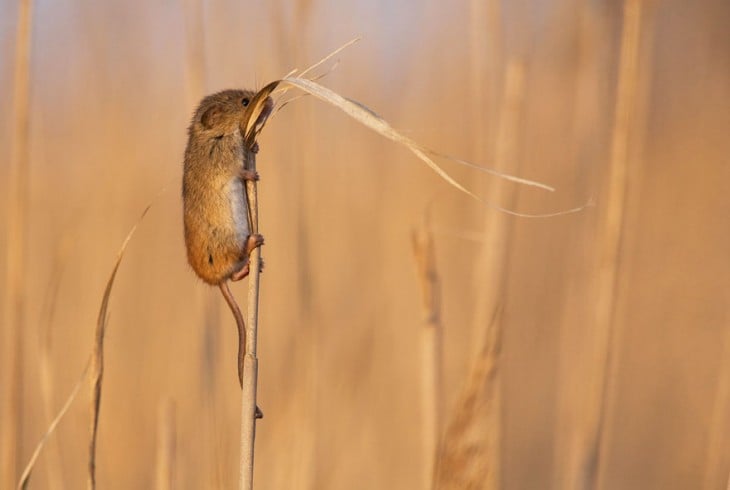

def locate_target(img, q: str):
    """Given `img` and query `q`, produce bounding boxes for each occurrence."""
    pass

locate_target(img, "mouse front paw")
[239,169,259,182]
[244,234,264,255]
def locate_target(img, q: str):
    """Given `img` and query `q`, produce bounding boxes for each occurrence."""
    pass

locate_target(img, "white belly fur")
[227,178,250,241]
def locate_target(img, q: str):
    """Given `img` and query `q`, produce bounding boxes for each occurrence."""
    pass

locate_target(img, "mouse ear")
[200,105,223,129]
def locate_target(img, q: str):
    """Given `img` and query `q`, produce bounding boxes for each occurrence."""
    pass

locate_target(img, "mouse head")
[192,89,273,139]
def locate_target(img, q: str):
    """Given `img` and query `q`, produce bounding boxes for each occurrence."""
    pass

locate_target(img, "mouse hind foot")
[230,234,264,281]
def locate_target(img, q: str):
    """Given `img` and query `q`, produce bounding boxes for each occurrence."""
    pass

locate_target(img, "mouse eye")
[241,97,250,107]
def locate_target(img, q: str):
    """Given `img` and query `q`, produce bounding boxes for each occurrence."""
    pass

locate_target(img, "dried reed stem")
[468,59,525,353]
[155,399,177,490]
[411,214,443,490]
[704,309,730,490]
[468,0,501,160]
[200,296,224,489]
[572,2,643,489]
[88,208,149,490]
[2,0,34,487]
[179,4,227,486]
[239,148,262,490]
[17,360,90,490]
[552,7,605,488]
[433,305,503,490]
[38,238,72,490]
[180,0,205,104]
[17,208,143,489]
[434,59,524,490]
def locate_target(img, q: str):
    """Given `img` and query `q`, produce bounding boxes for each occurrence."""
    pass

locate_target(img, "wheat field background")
[1,0,729,489]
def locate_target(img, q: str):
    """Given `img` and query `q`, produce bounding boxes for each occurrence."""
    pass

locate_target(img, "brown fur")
[182,89,272,285]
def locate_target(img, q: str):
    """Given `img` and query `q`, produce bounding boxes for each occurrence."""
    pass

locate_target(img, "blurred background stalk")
[2,0,34,488]
[568,1,646,489]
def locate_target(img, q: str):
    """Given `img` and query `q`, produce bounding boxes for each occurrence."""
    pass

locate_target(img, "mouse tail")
[219,281,245,388]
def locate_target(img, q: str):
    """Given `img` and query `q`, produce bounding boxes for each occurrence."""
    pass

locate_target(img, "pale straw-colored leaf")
[17,360,90,490]
[88,205,150,490]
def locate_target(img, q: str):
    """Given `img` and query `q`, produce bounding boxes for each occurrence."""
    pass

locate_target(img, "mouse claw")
[245,234,264,254]
[251,142,260,154]
[231,262,250,282]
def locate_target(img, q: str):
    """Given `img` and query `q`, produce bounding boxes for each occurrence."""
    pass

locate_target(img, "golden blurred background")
[1,0,728,489]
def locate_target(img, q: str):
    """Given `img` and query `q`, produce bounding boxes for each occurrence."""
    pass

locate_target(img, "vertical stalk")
[240,148,262,490]
[181,0,205,104]
[155,399,177,490]
[468,0,501,163]
[2,0,34,488]
[467,0,501,352]
[411,214,443,489]
[38,239,72,489]
[572,2,643,489]
[433,59,524,490]
[704,306,730,490]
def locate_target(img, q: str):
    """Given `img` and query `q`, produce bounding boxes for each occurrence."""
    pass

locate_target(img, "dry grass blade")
[422,149,553,192]
[433,305,503,490]
[269,38,355,120]
[277,38,550,190]
[280,77,480,199]
[17,359,91,490]
[245,77,482,198]
[88,206,150,490]
[280,77,558,191]
[239,39,562,213]
[298,36,360,78]
[246,76,587,218]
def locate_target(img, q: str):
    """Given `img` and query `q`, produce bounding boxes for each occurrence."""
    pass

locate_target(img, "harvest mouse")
[182,89,273,388]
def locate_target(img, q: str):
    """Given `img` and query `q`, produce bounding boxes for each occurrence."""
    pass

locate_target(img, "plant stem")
[240,148,262,490]
[573,2,644,489]
[155,399,176,490]
[411,215,443,489]
[2,0,33,487]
